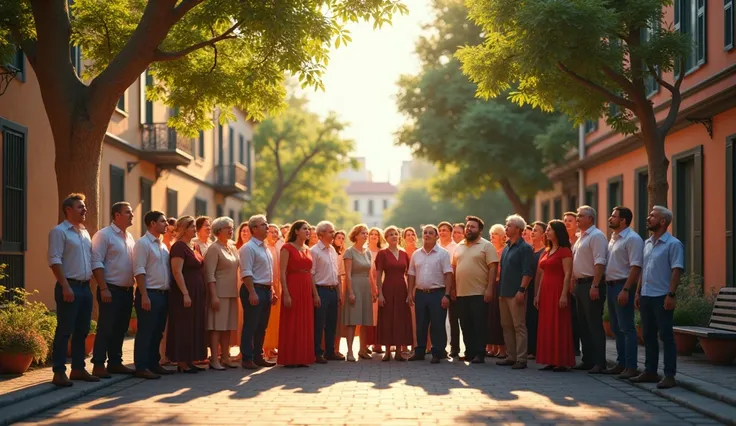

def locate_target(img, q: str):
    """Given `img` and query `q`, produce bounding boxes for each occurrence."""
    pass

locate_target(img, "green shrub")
[130,306,137,320]
[0,286,57,363]
[602,302,610,321]
[0,326,48,361]
[673,275,714,327]
[89,319,98,334]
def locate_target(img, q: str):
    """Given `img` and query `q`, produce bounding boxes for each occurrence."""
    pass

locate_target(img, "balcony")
[140,123,194,167]
[214,163,248,195]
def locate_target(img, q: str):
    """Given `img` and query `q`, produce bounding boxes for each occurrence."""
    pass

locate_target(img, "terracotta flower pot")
[673,331,698,356]
[636,326,644,345]
[603,320,614,338]
[0,352,34,375]
[699,338,736,365]
[66,333,95,357]
[128,318,138,334]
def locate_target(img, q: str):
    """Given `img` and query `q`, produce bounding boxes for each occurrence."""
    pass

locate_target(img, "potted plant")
[128,307,137,335]
[0,283,54,369]
[673,275,713,356]
[0,327,48,374]
[67,320,97,357]
[602,303,613,338]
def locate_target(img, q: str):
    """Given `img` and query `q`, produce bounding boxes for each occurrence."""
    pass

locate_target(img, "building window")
[166,188,178,218]
[584,183,599,220]
[609,102,620,118]
[229,209,235,220]
[4,47,25,83]
[70,45,82,77]
[383,199,389,210]
[109,165,125,208]
[238,211,245,225]
[144,71,153,124]
[726,135,735,287]
[584,120,598,134]
[727,0,735,51]
[675,0,707,75]
[1,118,27,254]
[238,134,244,164]
[116,91,126,112]
[245,139,252,192]
[553,197,562,220]
[672,146,703,278]
[567,194,578,212]
[541,201,550,223]
[368,200,374,216]
[228,126,234,164]
[217,124,224,165]
[216,204,223,218]
[634,167,649,240]
[607,175,623,236]
[353,199,359,212]
[641,24,661,97]
[198,131,204,159]
[140,178,152,237]
[195,197,208,217]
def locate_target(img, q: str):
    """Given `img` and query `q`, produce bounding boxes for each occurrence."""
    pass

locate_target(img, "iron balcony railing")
[215,163,247,189]
[141,123,194,156]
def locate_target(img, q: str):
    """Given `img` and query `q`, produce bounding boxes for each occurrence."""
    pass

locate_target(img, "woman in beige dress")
[205,217,240,370]
[342,224,376,362]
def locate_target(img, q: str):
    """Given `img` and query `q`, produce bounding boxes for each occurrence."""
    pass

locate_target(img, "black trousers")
[448,299,461,354]
[456,295,487,359]
[574,280,607,368]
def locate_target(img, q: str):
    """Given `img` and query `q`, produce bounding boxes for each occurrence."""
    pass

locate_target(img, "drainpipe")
[578,124,585,204]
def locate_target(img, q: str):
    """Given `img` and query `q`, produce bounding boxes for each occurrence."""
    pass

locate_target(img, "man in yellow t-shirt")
[451,215,499,364]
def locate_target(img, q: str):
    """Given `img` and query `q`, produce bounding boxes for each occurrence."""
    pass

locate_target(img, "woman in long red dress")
[401,227,419,350]
[534,219,575,371]
[278,220,317,367]
[376,226,413,361]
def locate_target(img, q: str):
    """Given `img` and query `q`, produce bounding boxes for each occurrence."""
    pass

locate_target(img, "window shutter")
[693,146,704,278]
[674,0,682,77]
[110,166,125,206]
[140,178,152,237]
[1,121,27,252]
[697,0,707,65]
[166,188,178,218]
[726,137,734,287]
[726,0,735,50]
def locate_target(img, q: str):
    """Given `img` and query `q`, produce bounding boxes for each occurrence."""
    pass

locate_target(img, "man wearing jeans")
[604,207,643,379]
[239,214,276,370]
[47,193,98,387]
[311,221,345,363]
[632,206,684,389]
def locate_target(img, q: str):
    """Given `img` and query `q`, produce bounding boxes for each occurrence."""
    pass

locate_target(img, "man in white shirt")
[239,214,276,369]
[90,202,136,378]
[408,225,453,364]
[48,193,98,387]
[311,221,345,363]
[133,211,173,380]
[572,205,609,373]
[604,206,643,379]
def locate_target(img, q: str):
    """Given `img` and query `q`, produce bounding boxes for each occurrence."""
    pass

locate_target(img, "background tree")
[457,0,691,208]
[0,0,407,230]
[384,179,512,237]
[247,93,357,222]
[395,0,575,219]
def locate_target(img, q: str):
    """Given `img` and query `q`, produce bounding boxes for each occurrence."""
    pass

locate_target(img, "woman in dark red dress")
[534,220,575,371]
[278,220,316,367]
[168,216,208,373]
[376,226,413,361]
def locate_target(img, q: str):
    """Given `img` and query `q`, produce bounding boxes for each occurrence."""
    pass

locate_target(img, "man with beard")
[451,216,499,363]
[631,206,683,389]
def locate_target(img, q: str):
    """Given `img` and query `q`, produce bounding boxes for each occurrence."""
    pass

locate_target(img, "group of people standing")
[47,192,684,391]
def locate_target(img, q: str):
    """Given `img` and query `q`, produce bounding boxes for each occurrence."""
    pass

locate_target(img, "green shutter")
[692,146,704,278]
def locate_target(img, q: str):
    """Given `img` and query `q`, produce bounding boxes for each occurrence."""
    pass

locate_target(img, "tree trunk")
[645,137,670,211]
[265,185,284,221]
[498,178,532,220]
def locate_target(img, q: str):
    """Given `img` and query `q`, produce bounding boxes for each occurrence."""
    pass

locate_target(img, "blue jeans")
[133,290,168,371]
[92,286,134,366]
[52,282,93,373]
[239,285,272,361]
[606,281,637,369]
[415,290,448,358]
[314,286,339,357]
[640,295,676,377]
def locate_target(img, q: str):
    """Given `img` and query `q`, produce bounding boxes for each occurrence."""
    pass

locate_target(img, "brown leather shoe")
[107,364,135,375]
[573,363,594,371]
[511,362,527,370]
[91,365,111,379]
[588,365,605,374]
[496,359,515,366]
[657,376,676,389]
[616,368,639,380]
[69,369,101,382]
[254,358,275,367]
[315,356,328,364]
[150,366,175,375]
[52,372,73,387]
[629,372,661,383]
[603,365,625,375]
[242,360,259,370]
[408,354,425,361]
[470,355,485,364]
[325,354,345,361]
[134,369,161,379]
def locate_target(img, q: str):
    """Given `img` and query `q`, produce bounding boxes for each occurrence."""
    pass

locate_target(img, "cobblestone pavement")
[15,351,723,426]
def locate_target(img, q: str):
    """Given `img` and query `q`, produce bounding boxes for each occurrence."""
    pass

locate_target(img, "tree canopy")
[457,0,691,207]
[247,93,359,227]
[394,0,576,219]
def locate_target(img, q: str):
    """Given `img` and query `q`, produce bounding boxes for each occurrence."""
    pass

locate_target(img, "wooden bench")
[674,287,736,365]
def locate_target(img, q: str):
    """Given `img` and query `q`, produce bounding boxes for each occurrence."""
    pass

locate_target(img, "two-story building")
[0,53,254,306]
[535,1,736,295]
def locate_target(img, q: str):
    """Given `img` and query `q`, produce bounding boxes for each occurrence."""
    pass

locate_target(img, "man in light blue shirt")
[632,206,684,389]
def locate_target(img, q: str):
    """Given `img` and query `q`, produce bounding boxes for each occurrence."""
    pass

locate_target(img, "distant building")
[400,158,437,183]
[339,157,372,182]
[342,157,397,228]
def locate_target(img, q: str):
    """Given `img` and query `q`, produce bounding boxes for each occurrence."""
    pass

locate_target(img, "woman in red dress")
[401,227,419,350]
[376,226,413,361]
[534,219,575,371]
[278,220,317,367]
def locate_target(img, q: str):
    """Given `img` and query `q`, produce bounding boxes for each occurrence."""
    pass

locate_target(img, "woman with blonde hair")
[342,224,376,361]
[487,224,507,359]
[167,216,208,373]
[192,216,212,255]
[262,224,282,359]
[364,227,385,354]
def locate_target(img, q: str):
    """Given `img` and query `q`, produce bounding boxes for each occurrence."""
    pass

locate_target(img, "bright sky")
[303,0,433,185]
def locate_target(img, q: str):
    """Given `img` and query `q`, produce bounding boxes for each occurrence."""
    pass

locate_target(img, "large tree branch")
[602,65,637,97]
[557,62,637,111]
[284,146,321,189]
[171,0,205,21]
[152,22,240,62]
[657,59,685,137]
[497,177,531,217]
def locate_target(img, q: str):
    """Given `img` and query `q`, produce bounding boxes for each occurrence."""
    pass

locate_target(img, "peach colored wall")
[585,107,736,294]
